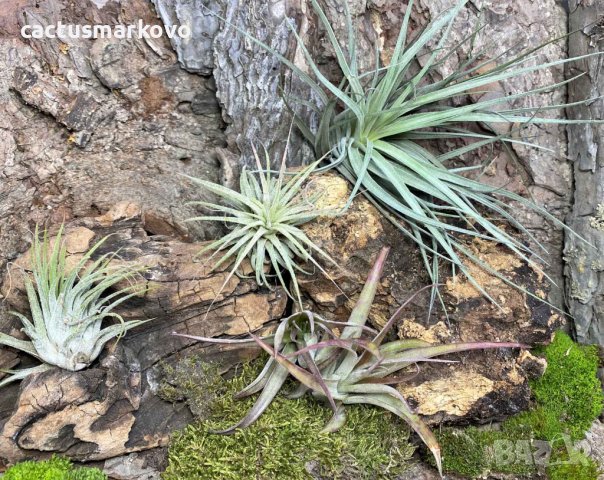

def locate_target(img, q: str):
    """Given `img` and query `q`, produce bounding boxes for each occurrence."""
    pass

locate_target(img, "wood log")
[0,203,287,464]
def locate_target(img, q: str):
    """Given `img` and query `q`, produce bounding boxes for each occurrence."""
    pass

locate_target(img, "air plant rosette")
[0,225,149,388]
[184,142,340,309]
[204,0,602,313]
[174,247,526,476]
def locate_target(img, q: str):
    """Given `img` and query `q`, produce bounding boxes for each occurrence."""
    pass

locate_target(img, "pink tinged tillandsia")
[173,247,527,477]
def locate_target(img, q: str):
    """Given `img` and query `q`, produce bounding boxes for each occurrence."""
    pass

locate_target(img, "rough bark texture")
[0,0,572,336]
[150,1,573,305]
[0,188,554,471]
[0,0,228,361]
[565,0,604,345]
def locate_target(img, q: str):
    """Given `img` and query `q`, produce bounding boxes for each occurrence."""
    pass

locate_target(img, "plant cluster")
[1,1,603,478]
[210,0,601,312]
[0,226,148,388]
[3,455,107,480]
[163,360,415,480]
[175,247,524,475]
[185,145,337,308]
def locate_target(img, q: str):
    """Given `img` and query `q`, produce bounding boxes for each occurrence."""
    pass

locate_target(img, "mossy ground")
[162,360,415,480]
[3,455,107,480]
[433,331,604,479]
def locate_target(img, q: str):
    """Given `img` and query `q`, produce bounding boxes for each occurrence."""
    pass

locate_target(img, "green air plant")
[185,144,338,308]
[0,226,148,388]
[174,247,525,476]
[207,0,602,310]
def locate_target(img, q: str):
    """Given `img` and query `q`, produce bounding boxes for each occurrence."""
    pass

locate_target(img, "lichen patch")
[589,204,604,231]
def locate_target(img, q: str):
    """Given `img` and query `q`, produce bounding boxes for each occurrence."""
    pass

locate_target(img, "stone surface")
[579,419,604,480]
[102,450,166,480]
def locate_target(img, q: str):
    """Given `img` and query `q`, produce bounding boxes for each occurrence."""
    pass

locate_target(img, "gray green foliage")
[212,0,601,311]
[0,225,148,387]
[185,145,337,307]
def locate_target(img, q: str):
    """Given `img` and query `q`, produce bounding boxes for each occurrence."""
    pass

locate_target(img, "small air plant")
[185,143,338,308]
[0,226,148,388]
[174,247,525,476]
[206,0,601,311]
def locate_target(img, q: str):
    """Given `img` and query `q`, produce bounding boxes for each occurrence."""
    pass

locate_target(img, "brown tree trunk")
[565,0,604,345]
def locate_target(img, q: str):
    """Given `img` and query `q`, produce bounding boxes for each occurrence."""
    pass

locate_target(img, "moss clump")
[163,361,414,480]
[157,356,224,418]
[434,331,604,479]
[3,455,107,480]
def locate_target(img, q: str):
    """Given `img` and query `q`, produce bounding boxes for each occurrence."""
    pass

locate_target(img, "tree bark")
[565,0,604,344]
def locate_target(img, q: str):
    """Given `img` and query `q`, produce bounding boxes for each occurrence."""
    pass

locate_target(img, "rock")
[396,462,442,480]
[299,174,560,425]
[0,204,287,464]
[103,450,166,480]
[578,419,604,480]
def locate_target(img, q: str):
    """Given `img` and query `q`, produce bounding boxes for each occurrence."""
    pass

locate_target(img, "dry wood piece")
[0,203,287,464]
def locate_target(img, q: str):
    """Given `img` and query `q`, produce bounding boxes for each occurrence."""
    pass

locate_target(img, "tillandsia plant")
[174,247,525,476]
[185,142,338,308]
[0,225,148,388]
[207,0,602,310]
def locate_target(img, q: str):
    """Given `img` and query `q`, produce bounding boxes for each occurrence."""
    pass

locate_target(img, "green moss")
[547,454,601,480]
[157,356,225,418]
[3,455,107,480]
[163,361,414,480]
[433,332,604,479]
[524,330,602,440]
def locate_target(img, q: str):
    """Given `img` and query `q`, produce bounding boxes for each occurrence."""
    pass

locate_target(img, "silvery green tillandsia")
[175,247,525,476]
[185,143,338,308]
[208,0,601,312]
[0,226,148,388]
